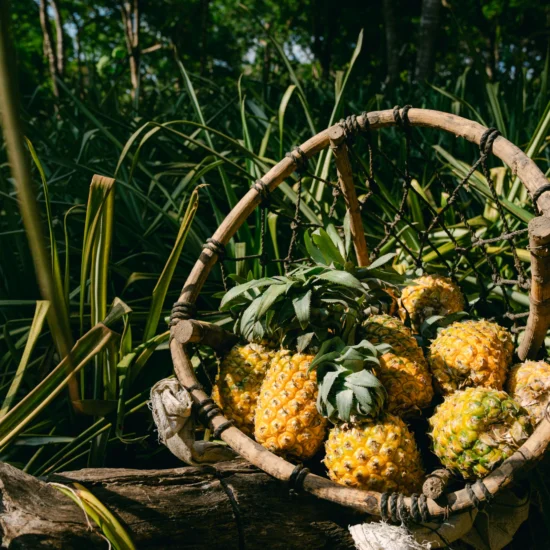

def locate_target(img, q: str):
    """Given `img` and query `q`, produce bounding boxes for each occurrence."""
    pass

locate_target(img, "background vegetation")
[0,3,549,537]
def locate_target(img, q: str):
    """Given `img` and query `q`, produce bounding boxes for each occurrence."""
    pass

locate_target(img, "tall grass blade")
[0,322,116,450]
[0,9,78,403]
[0,301,50,416]
[51,482,136,550]
[142,187,200,341]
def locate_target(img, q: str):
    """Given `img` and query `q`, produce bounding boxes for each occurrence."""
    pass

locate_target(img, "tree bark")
[382,0,399,85]
[38,0,59,97]
[120,0,140,110]
[49,0,64,77]
[415,0,442,82]
[0,459,357,549]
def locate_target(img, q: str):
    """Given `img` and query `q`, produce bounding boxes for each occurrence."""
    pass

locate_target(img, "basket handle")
[329,124,370,266]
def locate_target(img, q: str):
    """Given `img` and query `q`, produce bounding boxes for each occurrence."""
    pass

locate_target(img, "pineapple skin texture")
[506,360,550,425]
[324,413,425,495]
[254,350,327,460]
[212,344,271,437]
[428,320,513,395]
[429,387,532,479]
[399,275,465,332]
[362,315,434,416]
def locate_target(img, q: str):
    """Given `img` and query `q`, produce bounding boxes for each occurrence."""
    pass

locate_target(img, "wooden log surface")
[0,459,358,549]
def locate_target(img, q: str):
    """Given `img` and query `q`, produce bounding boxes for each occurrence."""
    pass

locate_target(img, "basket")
[169,106,550,523]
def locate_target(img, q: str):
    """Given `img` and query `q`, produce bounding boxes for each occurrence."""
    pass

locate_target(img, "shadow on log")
[0,459,358,549]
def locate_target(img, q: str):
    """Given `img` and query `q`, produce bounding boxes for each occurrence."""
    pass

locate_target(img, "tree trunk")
[49,0,64,77]
[38,0,59,97]
[415,0,442,83]
[382,0,399,86]
[120,0,140,110]
[0,459,357,549]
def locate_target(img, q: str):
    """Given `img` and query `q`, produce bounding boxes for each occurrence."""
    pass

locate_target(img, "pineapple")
[429,387,532,479]
[361,315,434,416]
[316,340,425,495]
[428,319,514,395]
[219,265,369,459]
[399,274,465,332]
[211,343,271,437]
[325,414,425,494]
[254,350,326,460]
[506,360,550,425]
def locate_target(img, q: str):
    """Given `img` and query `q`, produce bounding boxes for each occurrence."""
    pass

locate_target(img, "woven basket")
[170,107,550,523]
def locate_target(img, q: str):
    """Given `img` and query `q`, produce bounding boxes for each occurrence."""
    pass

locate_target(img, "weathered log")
[0,459,357,549]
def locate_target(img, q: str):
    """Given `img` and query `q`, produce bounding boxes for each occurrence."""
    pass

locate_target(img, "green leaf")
[367,253,396,270]
[278,84,297,159]
[304,230,327,266]
[315,270,364,291]
[142,187,200,341]
[255,281,290,320]
[0,301,50,416]
[292,290,312,330]
[219,278,277,310]
[312,228,345,265]
[0,323,116,450]
[335,389,354,422]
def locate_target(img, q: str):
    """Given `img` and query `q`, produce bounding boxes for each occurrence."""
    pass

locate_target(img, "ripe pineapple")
[315,340,425,495]
[211,343,271,437]
[399,274,465,332]
[361,315,434,416]
[325,414,425,494]
[255,350,327,460]
[429,387,532,479]
[506,360,550,425]
[220,265,369,458]
[428,319,513,395]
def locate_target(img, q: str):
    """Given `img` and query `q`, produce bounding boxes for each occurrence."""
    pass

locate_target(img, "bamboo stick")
[518,216,550,360]
[171,319,239,351]
[422,468,454,500]
[328,125,370,266]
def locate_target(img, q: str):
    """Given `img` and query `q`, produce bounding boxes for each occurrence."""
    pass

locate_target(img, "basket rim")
[170,107,550,521]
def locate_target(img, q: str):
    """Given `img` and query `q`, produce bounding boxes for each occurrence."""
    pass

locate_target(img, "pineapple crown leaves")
[304,226,405,316]
[311,338,388,424]
[220,265,368,351]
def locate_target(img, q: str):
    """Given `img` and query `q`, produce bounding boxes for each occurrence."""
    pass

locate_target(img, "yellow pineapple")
[254,350,327,460]
[314,339,424,495]
[428,319,513,395]
[361,315,433,416]
[429,387,532,479]
[399,274,465,332]
[324,413,425,494]
[212,343,271,437]
[506,360,550,425]
[220,265,371,458]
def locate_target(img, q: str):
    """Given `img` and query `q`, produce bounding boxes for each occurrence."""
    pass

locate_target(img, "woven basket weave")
[170,107,550,522]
